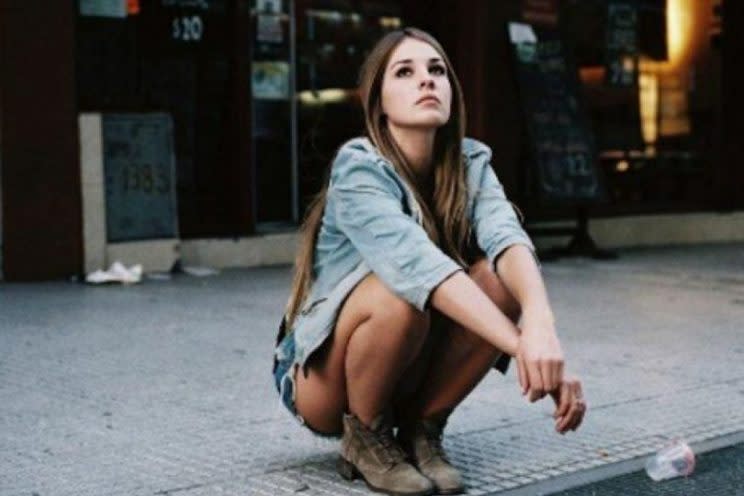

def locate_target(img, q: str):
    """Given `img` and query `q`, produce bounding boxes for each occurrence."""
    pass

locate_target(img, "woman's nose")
[419,74,435,89]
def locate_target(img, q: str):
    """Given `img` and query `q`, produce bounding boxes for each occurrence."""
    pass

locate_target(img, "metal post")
[289,0,299,223]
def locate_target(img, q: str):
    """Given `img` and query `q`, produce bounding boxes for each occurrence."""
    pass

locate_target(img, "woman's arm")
[429,271,521,357]
[495,244,554,323]
[497,244,564,402]
[431,244,565,402]
[463,140,564,401]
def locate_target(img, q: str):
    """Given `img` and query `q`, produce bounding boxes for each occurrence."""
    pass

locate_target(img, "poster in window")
[605,2,638,88]
[79,0,127,18]
[257,14,283,43]
[257,0,282,14]
[252,61,290,100]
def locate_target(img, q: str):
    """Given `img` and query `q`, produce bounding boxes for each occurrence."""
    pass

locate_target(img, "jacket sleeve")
[468,145,540,269]
[328,155,462,311]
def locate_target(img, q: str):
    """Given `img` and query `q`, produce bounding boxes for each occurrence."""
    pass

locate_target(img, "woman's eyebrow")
[390,57,443,68]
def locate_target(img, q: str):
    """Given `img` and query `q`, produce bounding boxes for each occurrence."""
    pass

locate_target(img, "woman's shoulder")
[334,136,383,164]
[332,135,493,170]
[336,136,491,158]
[331,137,393,178]
[461,137,493,161]
[329,137,401,189]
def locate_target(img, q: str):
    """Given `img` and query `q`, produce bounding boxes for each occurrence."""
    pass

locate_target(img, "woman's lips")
[416,96,440,105]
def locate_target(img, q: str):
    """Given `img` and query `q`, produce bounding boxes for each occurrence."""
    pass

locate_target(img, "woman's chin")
[397,116,450,130]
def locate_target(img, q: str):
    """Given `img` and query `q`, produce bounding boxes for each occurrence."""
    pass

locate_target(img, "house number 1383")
[172,16,203,41]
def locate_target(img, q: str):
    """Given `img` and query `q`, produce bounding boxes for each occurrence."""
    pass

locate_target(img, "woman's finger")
[570,400,587,431]
[571,382,587,426]
[517,353,529,395]
[558,382,577,431]
[557,403,573,432]
[541,360,554,394]
[527,361,545,401]
[544,357,565,393]
[565,400,586,432]
[555,384,571,417]
[558,402,579,432]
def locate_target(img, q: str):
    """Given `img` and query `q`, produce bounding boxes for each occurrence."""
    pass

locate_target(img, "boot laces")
[364,422,407,466]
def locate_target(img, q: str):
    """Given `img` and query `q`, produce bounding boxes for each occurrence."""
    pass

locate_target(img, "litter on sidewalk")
[645,439,696,481]
[85,261,143,284]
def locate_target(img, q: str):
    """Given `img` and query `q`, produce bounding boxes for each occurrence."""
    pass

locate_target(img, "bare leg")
[394,257,521,424]
[294,273,431,434]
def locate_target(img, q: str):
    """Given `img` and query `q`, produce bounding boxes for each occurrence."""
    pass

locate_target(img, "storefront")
[1,0,742,280]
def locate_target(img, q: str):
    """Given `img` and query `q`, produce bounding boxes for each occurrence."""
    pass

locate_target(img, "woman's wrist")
[521,306,556,332]
[503,331,521,357]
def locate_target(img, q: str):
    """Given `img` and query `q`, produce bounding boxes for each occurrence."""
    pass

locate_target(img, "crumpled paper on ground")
[86,261,143,284]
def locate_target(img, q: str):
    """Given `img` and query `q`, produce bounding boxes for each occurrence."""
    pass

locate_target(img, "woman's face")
[380,37,452,130]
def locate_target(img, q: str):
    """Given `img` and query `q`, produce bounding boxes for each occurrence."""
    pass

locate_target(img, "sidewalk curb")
[487,430,744,496]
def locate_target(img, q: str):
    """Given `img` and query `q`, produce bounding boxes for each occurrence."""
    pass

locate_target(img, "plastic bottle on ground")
[645,438,696,481]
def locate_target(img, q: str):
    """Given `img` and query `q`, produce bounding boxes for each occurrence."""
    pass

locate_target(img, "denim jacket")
[277,136,537,375]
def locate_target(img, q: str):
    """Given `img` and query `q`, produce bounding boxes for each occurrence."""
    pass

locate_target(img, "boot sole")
[337,457,434,496]
[435,488,465,495]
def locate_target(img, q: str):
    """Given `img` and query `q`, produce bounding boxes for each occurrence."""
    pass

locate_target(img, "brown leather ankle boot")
[398,418,464,495]
[338,413,434,496]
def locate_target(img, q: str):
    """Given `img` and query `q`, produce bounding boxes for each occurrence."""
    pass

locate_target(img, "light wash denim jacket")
[279,136,537,375]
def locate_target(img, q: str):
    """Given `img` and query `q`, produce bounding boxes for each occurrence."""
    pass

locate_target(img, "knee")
[367,277,430,345]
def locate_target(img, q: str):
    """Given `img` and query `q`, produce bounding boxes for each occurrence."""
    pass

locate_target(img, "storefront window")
[251,0,295,227]
[295,0,402,212]
[566,0,719,211]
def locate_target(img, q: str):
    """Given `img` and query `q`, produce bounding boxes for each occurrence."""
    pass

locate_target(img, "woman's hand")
[549,374,586,434]
[515,314,564,402]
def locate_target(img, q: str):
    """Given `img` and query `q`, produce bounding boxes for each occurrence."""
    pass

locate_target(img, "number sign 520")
[172,16,203,42]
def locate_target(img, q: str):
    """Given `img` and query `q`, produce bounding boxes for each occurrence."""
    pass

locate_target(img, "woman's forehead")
[387,38,441,66]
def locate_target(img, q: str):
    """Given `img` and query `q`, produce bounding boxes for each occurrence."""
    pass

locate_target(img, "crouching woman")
[273,27,587,496]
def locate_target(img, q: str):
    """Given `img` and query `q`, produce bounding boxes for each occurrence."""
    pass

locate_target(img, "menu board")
[509,23,605,203]
[102,114,179,242]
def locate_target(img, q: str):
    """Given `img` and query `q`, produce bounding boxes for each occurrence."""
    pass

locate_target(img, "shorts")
[272,317,341,439]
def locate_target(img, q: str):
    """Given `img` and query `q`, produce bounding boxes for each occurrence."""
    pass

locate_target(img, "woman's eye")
[395,67,412,77]
[430,64,446,76]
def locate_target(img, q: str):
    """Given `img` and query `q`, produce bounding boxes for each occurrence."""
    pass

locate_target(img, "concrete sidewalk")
[1,243,743,496]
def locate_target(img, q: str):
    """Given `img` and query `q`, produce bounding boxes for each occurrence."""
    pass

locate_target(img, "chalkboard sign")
[509,23,605,203]
[605,1,639,87]
[102,114,179,242]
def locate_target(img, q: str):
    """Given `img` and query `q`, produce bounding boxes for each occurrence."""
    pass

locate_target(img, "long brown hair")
[285,27,471,328]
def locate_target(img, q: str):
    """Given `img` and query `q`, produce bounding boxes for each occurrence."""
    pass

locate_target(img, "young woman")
[273,27,586,496]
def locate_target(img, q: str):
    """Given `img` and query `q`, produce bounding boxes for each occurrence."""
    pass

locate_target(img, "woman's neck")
[388,124,436,179]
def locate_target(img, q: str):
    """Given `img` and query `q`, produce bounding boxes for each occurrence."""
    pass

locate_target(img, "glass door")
[251,0,299,229]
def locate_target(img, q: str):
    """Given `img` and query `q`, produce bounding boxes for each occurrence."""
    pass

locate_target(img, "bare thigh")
[293,273,428,435]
